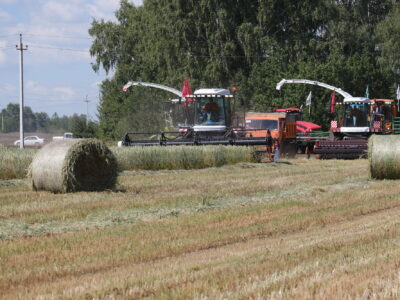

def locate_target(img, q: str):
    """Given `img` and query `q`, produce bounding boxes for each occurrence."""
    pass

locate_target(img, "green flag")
[365,85,369,98]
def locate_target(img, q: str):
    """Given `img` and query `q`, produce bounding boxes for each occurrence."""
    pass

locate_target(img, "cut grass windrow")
[0,145,259,179]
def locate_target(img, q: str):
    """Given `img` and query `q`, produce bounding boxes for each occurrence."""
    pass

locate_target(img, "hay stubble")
[1,159,400,298]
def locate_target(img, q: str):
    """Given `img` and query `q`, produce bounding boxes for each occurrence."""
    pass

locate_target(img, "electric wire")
[28,45,89,53]
[24,33,92,40]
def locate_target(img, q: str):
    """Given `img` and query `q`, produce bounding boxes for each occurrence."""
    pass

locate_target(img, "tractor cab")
[191,88,233,132]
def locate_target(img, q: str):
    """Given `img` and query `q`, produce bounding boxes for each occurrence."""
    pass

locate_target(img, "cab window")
[245,119,278,130]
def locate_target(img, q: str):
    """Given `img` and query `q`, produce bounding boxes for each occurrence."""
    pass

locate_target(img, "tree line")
[89,0,400,139]
[0,103,98,138]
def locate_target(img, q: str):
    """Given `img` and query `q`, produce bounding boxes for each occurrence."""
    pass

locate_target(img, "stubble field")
[1,158,400,299]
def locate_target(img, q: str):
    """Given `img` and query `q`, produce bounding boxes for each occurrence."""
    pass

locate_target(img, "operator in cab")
[201,99,219,122]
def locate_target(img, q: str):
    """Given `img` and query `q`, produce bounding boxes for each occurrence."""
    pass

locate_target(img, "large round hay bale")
[31,139,118,193]
[369,135,400,179]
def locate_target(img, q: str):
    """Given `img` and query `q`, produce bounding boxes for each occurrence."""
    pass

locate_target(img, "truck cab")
[245,110,298,156]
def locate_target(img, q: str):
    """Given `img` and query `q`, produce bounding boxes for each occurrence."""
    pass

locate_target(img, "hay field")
[1,159,400,299]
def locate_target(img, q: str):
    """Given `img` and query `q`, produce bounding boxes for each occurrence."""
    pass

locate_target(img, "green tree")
[70,114,99,138]
[89,0,398,136]
[1,103,37,132]
[35,112,50,132]
[377,1,400,90]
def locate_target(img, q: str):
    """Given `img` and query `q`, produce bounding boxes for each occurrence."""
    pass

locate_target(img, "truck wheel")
[280,142,297,158]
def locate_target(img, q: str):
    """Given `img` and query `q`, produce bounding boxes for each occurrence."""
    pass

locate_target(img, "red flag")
[330,90,336,113]
[181,78,193,107]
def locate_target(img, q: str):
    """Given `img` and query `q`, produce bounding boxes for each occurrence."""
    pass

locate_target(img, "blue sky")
[0,0,142,120]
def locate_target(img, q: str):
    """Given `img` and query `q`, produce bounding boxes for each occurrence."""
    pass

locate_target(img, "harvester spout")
[276,79,353,99]
[123,81,182,97]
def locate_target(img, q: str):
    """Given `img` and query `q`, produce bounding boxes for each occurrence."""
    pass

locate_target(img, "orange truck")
[244,110,299,157]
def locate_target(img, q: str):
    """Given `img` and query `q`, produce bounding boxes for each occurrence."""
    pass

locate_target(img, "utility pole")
[16,34,28,149]
[84,95,90,127]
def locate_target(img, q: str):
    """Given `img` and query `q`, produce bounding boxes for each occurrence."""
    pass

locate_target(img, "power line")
[0,34,18,38]
[25,33,92,40]
[28,45,89,53]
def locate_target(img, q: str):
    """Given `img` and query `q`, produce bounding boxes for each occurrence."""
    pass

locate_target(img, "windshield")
[343,103,370,127]
[195,97,226,126]
[245,119,278,130]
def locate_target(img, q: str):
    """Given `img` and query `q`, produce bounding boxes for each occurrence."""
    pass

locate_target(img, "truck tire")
[280,141,297,158]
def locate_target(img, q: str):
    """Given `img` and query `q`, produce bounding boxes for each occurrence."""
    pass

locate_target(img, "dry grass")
[1,158,400,299]
[0,147,36,179]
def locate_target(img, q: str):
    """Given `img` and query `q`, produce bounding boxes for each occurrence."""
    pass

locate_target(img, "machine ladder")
[392,117,400,134]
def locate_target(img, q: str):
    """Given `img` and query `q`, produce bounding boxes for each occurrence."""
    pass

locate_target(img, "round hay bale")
[31,139,118,193]
[369,135,400,179]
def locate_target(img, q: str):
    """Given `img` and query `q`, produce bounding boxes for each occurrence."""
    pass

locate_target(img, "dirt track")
[0,132,54,147]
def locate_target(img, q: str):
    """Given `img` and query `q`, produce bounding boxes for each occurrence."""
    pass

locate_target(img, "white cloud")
[86,0,120,20]
[0,0,17,4]
[42,0,84,22]
[0,22,92,65]
[0,83,16,96]
[22,82,78,106]
[0,9,12,23]
[0,40,7,65]
[26,80,49,95]
[87,0,143,20]
[53,87,76,98]
[91,81,102,88]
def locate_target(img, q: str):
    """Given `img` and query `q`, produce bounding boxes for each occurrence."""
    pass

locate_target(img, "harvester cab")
[191,88,233,133]
[332,98,397,138]
[370,99,397,132]
[333,97,371,138]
